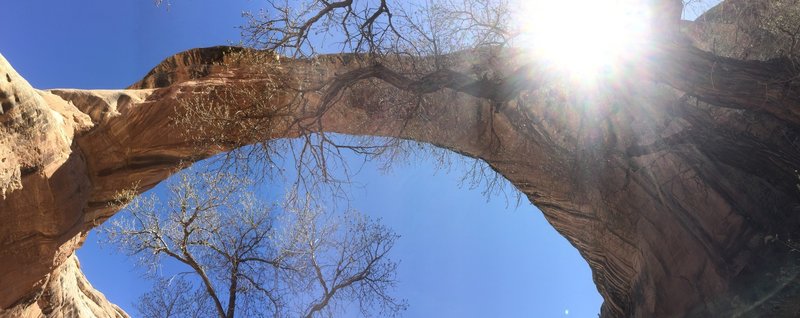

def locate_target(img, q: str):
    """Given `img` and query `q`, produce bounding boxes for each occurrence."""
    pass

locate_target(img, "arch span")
[2,31,800,317]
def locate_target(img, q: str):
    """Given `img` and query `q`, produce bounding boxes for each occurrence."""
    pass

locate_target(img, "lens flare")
[514,0,651,81]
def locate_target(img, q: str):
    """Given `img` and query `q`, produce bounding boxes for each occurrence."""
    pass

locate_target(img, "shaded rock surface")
[685,0,800,60]
[3,255,128,318]
[2,1,800,317]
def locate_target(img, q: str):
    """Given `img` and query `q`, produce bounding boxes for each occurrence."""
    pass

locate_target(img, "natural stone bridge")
[2,1,800,317]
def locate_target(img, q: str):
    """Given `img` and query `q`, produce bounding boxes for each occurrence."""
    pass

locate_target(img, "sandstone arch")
[3,1,800,317]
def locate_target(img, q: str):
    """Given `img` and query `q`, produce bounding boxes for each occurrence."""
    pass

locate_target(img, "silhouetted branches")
[105,170,405,318]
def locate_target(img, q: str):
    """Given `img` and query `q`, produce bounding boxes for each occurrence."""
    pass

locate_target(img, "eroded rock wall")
[5,255,128,318]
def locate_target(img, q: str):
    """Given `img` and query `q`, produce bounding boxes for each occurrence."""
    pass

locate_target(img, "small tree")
[104,171,406,318]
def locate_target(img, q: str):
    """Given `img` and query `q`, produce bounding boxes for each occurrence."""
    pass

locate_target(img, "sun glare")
[515,0,651,81]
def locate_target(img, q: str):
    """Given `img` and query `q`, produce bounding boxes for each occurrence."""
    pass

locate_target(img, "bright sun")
[515,0,652,81]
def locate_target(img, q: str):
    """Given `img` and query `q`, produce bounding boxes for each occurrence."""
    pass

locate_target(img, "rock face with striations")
[2,1,800,317]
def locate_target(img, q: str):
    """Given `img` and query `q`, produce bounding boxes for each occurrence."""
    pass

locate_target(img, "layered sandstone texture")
[2,0,800,317]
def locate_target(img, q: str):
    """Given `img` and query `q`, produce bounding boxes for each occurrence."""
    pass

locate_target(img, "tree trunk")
[2,2,800,317]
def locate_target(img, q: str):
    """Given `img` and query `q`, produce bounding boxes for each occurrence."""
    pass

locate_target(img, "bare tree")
[104,170,405,318]
[173,0,525,207]
[136,277,214,318]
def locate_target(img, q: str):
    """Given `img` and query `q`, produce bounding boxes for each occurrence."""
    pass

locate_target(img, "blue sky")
[0,1,713,316]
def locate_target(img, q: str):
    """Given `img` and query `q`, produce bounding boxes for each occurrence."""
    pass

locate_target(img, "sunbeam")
[514,0,652,82]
